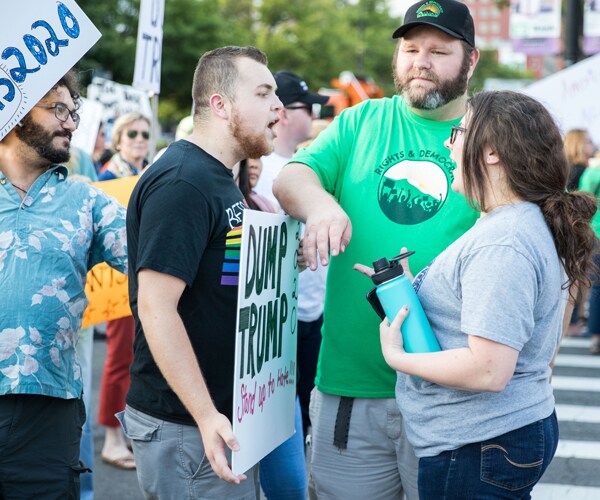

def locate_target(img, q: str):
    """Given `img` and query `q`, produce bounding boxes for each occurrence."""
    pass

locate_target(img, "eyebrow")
[257,83,275,92]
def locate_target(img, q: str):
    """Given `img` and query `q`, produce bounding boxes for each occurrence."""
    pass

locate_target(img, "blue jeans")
[587,253,600,335]
[297,316,322,438]
[259,397,306,499]
[418,411,558,500]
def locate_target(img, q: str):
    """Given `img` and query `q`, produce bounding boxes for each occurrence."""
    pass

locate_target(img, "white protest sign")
[232,211,301,475]
[509,0,561,39]
[71,97,103,157]
[585,0,600,37]
[583,0,600,54]
[509,0,562,55]
[524,52,600,145]
[133,0,165,94]
[0,1,101,141]
[87,77,152,125]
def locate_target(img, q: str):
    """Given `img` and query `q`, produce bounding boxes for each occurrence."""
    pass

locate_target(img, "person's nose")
[62,114,77,132]
[273,95,283,111]
[413,51,432,70]
[444,137,452,150]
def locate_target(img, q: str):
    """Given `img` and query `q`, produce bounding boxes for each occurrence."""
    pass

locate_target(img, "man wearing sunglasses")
[273,1,480,498]
[0,70,128,498]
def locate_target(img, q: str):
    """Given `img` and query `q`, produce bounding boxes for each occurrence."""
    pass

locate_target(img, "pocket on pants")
[480,420,544,491]
[118,407,161,442]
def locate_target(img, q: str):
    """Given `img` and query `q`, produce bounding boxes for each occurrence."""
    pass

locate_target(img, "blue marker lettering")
[23,34,48,65]
[1,47,40,83]
[0,78,16,111]
[57,2,80,39]
[32,20,69,56]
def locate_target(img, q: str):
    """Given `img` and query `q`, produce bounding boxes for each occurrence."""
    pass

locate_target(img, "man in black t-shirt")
[120,46,282,498]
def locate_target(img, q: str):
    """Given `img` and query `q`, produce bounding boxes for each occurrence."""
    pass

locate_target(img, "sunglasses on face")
[449,125,466,145]
[126,130,150,140]
[285,104,313,116]
[35,102,80,128]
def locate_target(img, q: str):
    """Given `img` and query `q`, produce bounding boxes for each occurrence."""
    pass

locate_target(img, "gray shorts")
[308,390,419,500]
[117,405,259,500]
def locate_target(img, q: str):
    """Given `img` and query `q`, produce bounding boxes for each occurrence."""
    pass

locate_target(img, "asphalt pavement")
[90,336,142,499]
[89,335,600,499]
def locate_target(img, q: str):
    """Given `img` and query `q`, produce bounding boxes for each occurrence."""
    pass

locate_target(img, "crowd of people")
[1,0,599,499]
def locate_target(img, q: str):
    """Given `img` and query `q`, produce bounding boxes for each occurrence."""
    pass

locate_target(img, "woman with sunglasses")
[99,112,151,180]
[363,91,597,499]
[97,112,151,470]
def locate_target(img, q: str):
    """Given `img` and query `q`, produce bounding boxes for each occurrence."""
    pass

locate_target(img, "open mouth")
[267,118,279,137]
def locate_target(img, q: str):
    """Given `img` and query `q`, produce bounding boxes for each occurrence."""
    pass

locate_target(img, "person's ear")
[485,146,500,166]
[209,93,230,120]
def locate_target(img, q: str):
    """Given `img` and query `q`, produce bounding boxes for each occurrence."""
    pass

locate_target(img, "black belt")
[333,396,354,450]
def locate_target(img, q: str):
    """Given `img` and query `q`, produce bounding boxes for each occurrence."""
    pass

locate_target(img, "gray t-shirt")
[397,202,564,457]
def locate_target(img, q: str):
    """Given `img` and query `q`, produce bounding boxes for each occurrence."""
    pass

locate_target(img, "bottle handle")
[389,250,415,266]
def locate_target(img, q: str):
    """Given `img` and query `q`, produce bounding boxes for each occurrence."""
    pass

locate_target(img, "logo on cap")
[416,1,443,18]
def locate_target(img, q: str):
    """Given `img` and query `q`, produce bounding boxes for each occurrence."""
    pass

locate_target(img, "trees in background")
[76,0,531,128]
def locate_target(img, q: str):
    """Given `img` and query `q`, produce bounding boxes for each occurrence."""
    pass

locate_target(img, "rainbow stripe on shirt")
[221,225,242,286]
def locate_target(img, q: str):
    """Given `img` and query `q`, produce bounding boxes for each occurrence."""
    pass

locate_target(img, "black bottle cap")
[370,250,415,286]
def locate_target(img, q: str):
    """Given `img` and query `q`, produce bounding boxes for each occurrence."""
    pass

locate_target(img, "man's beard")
[229,110,272,160]
[15,115,72,164]
[394,52,471,110]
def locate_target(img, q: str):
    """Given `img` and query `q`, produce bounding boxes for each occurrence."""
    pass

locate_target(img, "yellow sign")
[81,176,138,327]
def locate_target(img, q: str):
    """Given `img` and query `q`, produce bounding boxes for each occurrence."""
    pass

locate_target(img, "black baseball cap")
[392,0,475,48]
[274,71,329,107]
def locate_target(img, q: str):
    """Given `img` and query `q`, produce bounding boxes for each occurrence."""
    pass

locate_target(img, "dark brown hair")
[53,69,81,108]
[191,46,268,121]
[462,90,597,290]
[238,159,261,211]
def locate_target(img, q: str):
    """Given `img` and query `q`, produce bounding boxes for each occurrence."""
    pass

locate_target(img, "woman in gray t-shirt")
[374,91,598,499]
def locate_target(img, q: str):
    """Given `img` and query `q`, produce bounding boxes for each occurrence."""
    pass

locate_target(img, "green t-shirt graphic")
[290,96,479,398]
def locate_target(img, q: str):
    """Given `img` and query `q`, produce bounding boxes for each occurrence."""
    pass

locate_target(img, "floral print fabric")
[0,166,127,399]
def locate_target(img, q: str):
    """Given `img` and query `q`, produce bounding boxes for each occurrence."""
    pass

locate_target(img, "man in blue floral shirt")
[0,70,127,498]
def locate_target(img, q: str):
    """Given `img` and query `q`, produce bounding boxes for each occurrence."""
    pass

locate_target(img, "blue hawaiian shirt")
[0,165,127,399]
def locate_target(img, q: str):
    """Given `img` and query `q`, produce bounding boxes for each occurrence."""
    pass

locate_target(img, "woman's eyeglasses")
[35,102,80,128]
[449,125,466,145]
[126,130,150,140]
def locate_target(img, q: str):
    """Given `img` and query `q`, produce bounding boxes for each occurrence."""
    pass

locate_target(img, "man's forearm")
[273,163,330,220]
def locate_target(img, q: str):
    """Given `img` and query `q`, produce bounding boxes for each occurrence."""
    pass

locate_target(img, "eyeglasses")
[35,102,80,128]
[285,104,313,116]
[449,125,466,145]
[126,130,150,140]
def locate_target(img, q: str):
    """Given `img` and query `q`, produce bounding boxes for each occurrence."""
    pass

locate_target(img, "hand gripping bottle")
[370,252,440,353]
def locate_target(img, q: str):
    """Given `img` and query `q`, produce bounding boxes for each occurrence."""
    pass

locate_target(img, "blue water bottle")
[370,252,440,353]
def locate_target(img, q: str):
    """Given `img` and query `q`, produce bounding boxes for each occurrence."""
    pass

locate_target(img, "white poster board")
[584,0,600,37]
[71,97,103,156]
[232,211,301,475]
[583,0,600,55]
[0,0,101,141]
[509,0,562,55]
[524,52,600,145]
[133,0,165,94]
[87,77,152,126]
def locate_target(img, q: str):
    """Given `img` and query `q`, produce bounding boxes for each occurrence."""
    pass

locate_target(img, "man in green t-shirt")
[273,1,480,498]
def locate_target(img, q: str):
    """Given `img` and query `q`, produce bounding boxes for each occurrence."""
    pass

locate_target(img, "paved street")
[533,336,600,499]
[90,335,600,499]
[90,336,142,500]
